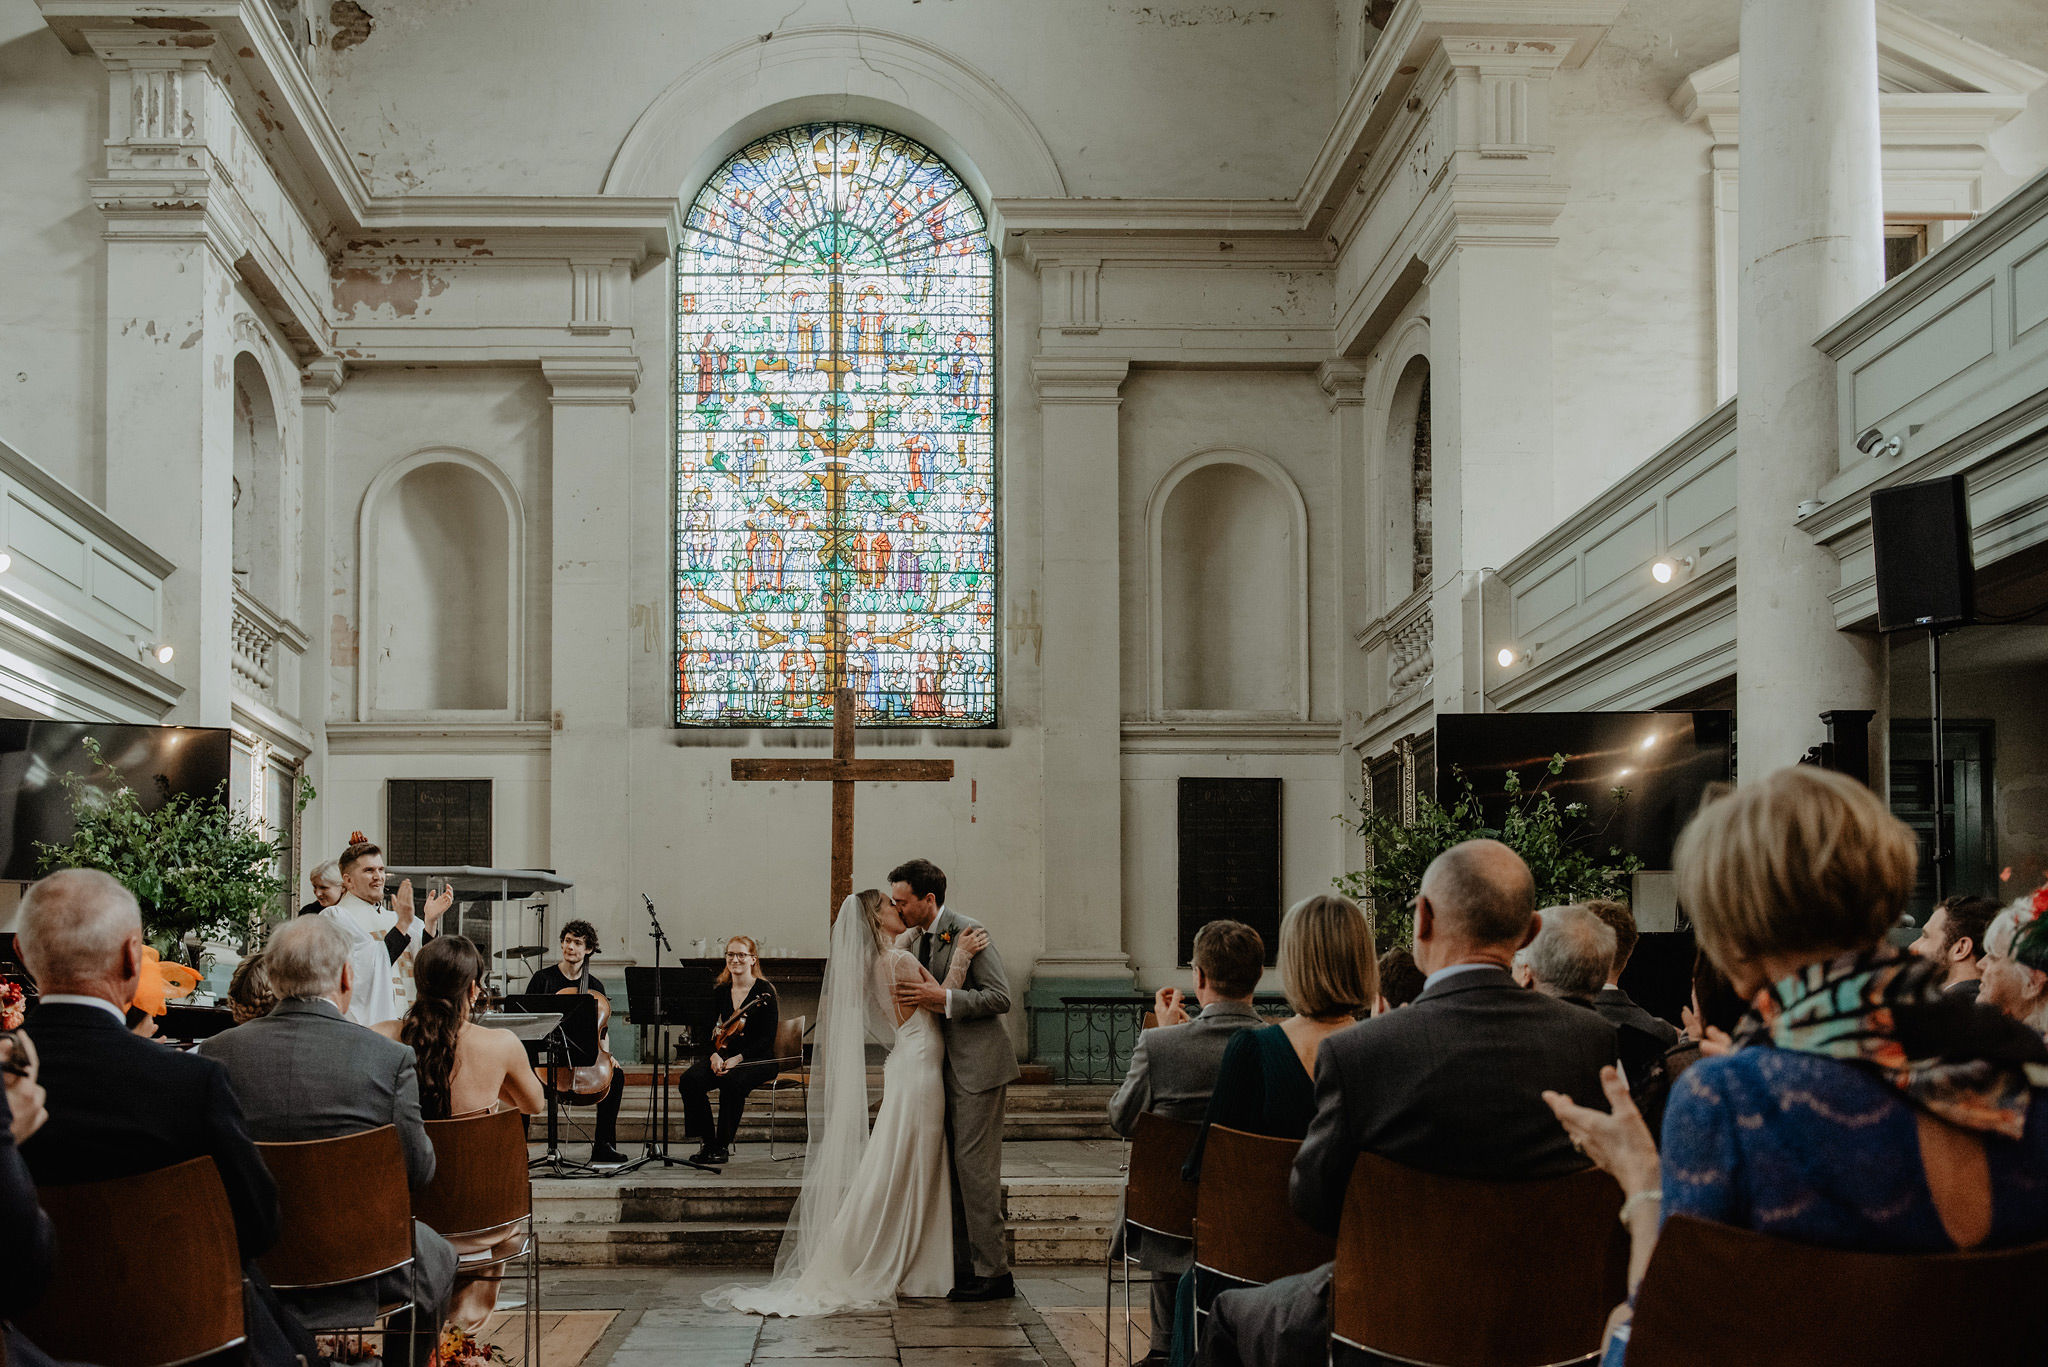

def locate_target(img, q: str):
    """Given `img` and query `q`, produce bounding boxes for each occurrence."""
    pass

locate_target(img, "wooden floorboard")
[476,1309,617,1367]
[1038,1305,1152,1367]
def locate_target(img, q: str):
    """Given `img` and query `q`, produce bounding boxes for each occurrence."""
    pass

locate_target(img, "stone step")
[543,1082,1123,1143]
[532,1175,1123,1268]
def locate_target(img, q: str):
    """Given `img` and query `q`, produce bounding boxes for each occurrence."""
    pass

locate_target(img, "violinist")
[677,936,779,1166]
[524,920,628,1166]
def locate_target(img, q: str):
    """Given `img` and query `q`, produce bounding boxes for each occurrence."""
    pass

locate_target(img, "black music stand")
[501,995,601,1178]
[623,965,710,1171]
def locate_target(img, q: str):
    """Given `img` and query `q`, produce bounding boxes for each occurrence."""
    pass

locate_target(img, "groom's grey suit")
[898,905,1020,1281]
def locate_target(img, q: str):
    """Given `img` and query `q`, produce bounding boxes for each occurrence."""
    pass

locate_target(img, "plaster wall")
[323,745,551,871]
[0,6,104,499]
[313,0,1339,201]
[324,367,554,725]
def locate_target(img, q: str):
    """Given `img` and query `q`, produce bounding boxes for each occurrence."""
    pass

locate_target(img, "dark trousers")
[677,1058,775,1149]
[557,1069,626,1150]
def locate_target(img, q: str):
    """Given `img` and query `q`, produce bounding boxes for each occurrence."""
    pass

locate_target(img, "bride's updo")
[852,888,888,946]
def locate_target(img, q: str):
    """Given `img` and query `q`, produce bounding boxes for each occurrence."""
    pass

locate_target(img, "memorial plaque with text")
[387,779,493,868]
[1177,778,1282,966]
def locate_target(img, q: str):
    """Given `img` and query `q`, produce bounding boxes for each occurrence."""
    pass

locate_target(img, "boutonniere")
[939,931,954,946]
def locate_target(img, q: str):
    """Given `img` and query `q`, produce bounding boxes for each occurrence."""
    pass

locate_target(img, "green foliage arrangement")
[1337,753,1644,951]
[35,738,314,958]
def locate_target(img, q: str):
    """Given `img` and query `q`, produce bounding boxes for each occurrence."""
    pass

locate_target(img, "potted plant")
[1338,753,1643,951]
[35,738,314,963]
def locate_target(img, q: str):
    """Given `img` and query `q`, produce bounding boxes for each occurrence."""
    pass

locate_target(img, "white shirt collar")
[37,993,128,1023]
[1421,962,1501,991]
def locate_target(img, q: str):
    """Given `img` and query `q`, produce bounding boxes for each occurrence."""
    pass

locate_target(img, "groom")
[888,857,1021,1301]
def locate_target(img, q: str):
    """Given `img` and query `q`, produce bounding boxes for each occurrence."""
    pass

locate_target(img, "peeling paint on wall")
[330,1,374,51]
[331,265,450,319]
[331,613,359,665]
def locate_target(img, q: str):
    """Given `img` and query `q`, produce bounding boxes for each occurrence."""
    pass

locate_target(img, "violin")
[544,984,617,1097]
[710,993,764,1054]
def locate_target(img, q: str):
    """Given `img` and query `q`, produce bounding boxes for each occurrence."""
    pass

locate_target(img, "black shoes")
[691,1145,731,1166]
[589,1144,629,1166]
[947,1272,1016,1302]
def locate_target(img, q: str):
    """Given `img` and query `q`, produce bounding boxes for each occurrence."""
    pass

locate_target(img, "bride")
[705,887,985,1316]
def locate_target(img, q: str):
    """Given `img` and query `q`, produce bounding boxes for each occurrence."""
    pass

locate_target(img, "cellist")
[524,920,628,1167]
[677,935,780,1166]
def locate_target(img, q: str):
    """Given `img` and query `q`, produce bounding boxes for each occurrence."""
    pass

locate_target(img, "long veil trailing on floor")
[703,894,894,1311]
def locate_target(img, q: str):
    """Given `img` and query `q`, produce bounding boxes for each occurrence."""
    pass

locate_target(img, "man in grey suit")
[200,916,456,1365]
[1203,842,1616,1367]
[1107,919,1266,1366]
[889,857,1021,1302]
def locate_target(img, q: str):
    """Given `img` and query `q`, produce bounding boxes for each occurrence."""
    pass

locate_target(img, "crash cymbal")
[495,945,547,960]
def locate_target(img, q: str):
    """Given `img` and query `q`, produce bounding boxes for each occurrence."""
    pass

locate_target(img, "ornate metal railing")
[1048,993,1297,1083]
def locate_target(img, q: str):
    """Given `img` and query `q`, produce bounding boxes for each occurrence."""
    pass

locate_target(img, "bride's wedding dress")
[705,905,956,1316]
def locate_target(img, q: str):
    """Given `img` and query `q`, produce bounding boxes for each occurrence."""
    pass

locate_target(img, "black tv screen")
[0,723,234,881]
[1434,712,1732,871]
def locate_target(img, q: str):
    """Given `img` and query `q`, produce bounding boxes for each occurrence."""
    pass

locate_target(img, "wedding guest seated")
[1979,903,2048,1038]
[1524,905,1670,1104]
[1202,841,1615,1367]
[2,1029,59,1367]
[14,869,312,1367]
[1585,899,1681,1048]
[524,920,628,1166]
[1375,946,1425,1010]
[379,935,542,1330]
[677,934,782,1167]
[1632,949,1747,1137]
[1108,919,1266,1367]
[1911,893,2003,1002]
[227,952,278,1025]
[1544,767,2048,1366]
[298,859,343,918]
[199,915,456,1366]
[1171,897,1376,1367]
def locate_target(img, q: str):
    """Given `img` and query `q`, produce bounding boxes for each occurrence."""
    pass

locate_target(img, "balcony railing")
[231,587,277,704]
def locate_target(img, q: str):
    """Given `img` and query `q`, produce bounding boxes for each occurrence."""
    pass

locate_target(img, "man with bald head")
[1202,841,1618,1367]
[15,869,312,1367]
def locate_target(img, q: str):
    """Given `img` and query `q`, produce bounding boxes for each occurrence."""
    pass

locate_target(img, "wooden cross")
[730,276,952,921]
[732,687,953,920]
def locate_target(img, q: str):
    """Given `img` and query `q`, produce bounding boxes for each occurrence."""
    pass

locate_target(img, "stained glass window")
[674,123,996,727]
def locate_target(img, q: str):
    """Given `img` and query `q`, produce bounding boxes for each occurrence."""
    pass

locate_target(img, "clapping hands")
[394,877,456,934]
[1153,985,1190,1027]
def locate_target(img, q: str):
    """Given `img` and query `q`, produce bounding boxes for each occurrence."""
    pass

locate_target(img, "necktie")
[918,931,932,969]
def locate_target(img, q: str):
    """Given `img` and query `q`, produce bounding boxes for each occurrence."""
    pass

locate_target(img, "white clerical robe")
[324,892,423,1026]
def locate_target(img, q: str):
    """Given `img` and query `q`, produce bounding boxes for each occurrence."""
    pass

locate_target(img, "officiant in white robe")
[321,839,451,1027]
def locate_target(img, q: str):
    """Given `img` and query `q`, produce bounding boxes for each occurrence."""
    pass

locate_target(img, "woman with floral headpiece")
[1544,767,2048,1365]
[1979,888,2048,1038]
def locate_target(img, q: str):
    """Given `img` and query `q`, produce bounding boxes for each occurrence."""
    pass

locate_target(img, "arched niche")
[1380,352,1432,610]
[231,351,287,608]
[602,26,1066,204]
[358,449,523,719]
[1149,448,1309,718]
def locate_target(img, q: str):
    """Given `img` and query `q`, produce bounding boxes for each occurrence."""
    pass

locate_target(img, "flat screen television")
[1433,711,1733,871]
[0,723,234,882]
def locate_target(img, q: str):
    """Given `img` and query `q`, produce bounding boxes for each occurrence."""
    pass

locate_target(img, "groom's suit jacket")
[898,905,1021,1094]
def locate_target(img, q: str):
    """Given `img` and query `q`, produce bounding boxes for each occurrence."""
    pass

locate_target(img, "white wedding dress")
[705,910,954,1316]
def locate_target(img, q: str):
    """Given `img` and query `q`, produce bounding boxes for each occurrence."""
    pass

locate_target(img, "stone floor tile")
[898,1349,1045,1367]
[894,1322,1030,1347]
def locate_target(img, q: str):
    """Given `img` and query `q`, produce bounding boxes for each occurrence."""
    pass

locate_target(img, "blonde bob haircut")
[1675,766,1916,973]
[1279,894,1379,1020]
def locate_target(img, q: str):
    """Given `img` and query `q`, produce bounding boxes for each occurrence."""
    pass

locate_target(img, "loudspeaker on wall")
[1870,474,1973,633]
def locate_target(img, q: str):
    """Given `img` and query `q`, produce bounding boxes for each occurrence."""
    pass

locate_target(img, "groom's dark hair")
[888,858,948,907]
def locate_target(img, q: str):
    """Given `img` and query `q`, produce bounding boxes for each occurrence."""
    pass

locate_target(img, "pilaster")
[297,358,345,854]
[1320,359,1372,876]
[1028,355,1134,1039]
[543,356,641,948]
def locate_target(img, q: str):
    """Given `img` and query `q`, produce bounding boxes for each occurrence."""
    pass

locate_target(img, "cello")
[544,982,617,1097]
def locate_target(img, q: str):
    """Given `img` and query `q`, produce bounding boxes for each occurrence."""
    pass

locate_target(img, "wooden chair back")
[1193,1126,1334,1285]
[1628,1214,2048,1367]
[415,1108,530,1241]
[256,1125,415,1290]
[1331,1152,1626,1367]
[1141,1011,1159,1031]
[19,1157,245,1367]
[1124,1111,1202,1241]
[774,1014,804,1064]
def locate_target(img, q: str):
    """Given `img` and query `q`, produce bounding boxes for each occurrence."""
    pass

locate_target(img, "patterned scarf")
[1737,944,2048,1140]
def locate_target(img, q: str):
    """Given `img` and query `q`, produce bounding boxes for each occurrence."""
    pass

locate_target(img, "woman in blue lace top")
[1545,767,2048,1364]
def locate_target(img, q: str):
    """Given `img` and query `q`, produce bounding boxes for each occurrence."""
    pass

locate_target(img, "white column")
[1321,360,1373,874]
[1734,0,1884,773]
[296,358,346,855]
[543,357,640,947]
[1030,357,1134,991]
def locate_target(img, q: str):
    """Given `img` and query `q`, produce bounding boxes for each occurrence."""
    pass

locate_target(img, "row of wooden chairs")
[11,1109,536,1367]
[1109,1110,2048,1367]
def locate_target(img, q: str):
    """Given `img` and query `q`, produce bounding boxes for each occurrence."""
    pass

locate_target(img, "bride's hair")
[852,888,887,946]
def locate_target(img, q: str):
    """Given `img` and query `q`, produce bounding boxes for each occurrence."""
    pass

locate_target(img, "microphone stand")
[612,894,691,1173]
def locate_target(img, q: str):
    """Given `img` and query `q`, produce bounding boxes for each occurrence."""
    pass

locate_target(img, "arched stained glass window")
[674,123,996,727]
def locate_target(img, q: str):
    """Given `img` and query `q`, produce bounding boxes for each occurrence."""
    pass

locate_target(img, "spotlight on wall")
[1496,646,1532,670]
[0,553,12,574]
[1650,555,1695,585]
[1856,427,1904,460]
[133,639,174,665]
